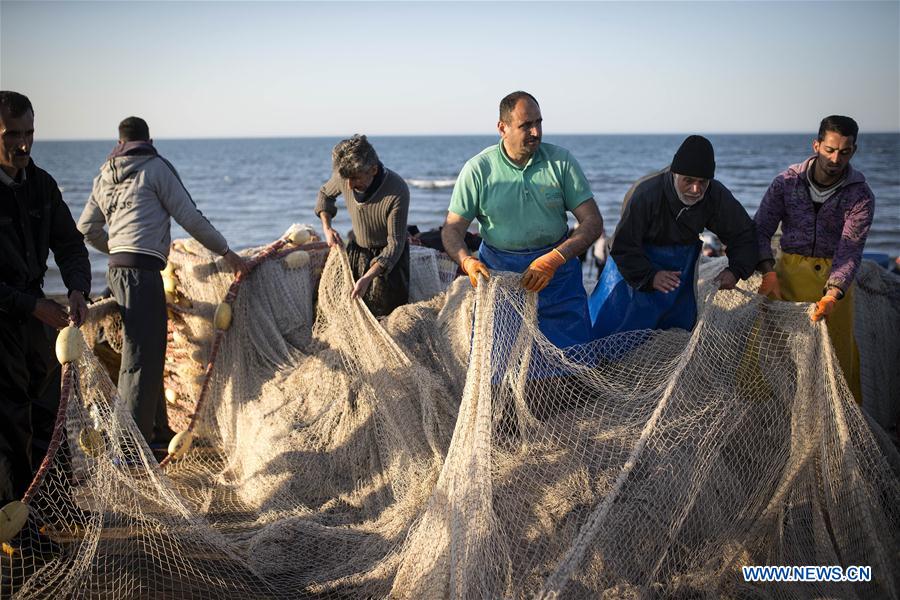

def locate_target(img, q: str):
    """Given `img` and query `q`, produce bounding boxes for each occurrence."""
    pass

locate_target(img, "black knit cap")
[671,135,715,179]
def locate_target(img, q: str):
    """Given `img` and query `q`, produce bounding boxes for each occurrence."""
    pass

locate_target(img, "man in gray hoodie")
[78,117,248,446]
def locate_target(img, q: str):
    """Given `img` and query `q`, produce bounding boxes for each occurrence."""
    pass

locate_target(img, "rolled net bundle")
[3,236,898,599]
[392,270,900,599]
[152,234,464,595]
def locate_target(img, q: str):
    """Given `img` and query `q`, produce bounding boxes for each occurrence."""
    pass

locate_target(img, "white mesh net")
[2,236,898,599]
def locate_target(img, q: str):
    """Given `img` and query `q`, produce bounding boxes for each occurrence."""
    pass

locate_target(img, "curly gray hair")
[332,134,379,179]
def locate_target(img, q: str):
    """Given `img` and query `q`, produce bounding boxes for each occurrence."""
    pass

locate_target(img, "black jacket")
[611,168,757,291]
[0,160,91,318]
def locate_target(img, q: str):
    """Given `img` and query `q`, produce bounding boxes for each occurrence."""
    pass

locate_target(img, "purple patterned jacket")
[754,156,874,291]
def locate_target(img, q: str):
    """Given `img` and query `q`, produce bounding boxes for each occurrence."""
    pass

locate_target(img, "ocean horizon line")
[37,131,900,144]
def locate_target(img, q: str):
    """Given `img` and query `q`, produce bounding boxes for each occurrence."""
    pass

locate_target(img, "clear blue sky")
[2,1,898,139]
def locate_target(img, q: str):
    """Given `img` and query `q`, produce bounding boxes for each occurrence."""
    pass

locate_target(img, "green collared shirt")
[449,141,593,250]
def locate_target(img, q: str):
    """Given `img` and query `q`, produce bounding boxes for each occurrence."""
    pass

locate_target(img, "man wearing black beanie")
[671,135,716,180]
[588,135,757,339]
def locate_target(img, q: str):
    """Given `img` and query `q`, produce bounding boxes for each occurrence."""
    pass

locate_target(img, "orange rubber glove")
[521,248,567,293]
[811,295,837,322]
[757,271,782,300]
[462,256,490,288]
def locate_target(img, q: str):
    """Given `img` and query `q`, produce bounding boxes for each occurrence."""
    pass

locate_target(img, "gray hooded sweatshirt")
[78,146,228,264]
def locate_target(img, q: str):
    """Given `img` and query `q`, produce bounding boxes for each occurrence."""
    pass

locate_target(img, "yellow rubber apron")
[776,252,861,403]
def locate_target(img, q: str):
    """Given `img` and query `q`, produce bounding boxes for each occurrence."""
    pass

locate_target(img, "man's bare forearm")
[555,200,603,260]
[441,217,473,266]
[557,220,601,259]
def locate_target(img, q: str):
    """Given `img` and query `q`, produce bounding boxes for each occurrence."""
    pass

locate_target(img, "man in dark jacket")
[589,135,757,339]
[0,91,90,508]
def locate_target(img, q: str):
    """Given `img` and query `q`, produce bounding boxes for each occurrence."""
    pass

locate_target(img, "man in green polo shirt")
[441,91,603,348]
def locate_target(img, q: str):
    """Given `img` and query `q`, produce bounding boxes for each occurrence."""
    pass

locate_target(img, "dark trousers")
[347,240,410,318]
[0,314,58,504]
[108,267,169,443]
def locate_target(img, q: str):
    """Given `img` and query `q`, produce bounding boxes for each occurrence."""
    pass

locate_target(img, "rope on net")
[159,235,319,469]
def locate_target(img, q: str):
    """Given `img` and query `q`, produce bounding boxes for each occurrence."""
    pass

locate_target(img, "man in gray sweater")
[78,117,248,446]
[316,135,410,317]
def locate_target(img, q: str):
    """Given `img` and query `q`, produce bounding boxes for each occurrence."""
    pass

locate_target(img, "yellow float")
[286,228,311,245]
[55,325,82,364]
[167,431,195,460]
[78,427,106,458]
[214,302,232,330]
[0,501,29,544]
[284,250,310,269]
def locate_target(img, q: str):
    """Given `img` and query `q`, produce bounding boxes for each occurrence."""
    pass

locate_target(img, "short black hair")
[818,115,859,144]
[0,91,34,118]
[499,91,539,124]
[118,116,150,142]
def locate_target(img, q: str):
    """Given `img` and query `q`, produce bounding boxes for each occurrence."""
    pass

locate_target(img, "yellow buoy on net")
[163,274,177,294]
[0,501,29,544]
[214,302,232,330]
[167,431,195,460]
[286,228,311,246]
[283,250,310,269]
[55,325,82,365]
[164,388,178,404]
[78,427,106,458]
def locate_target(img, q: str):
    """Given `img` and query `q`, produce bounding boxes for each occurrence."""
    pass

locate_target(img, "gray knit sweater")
[315,167,410,271]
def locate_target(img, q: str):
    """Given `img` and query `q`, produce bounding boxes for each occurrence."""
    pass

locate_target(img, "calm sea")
[31,134,900,295]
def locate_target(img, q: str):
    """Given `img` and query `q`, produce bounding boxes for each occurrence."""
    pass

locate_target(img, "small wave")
[407,178,456,189]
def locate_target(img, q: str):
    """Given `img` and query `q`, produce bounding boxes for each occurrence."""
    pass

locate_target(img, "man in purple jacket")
[754,115,874,403]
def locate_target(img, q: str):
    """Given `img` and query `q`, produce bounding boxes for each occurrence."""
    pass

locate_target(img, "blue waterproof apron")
[588,243,701,340]
[479,240,592,349]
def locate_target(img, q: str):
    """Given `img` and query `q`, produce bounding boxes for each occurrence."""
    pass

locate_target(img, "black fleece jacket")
[611,168,757,291]
[0,160,91,318]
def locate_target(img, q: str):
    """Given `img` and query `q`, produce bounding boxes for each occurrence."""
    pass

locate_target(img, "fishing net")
[2,231,898,599]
